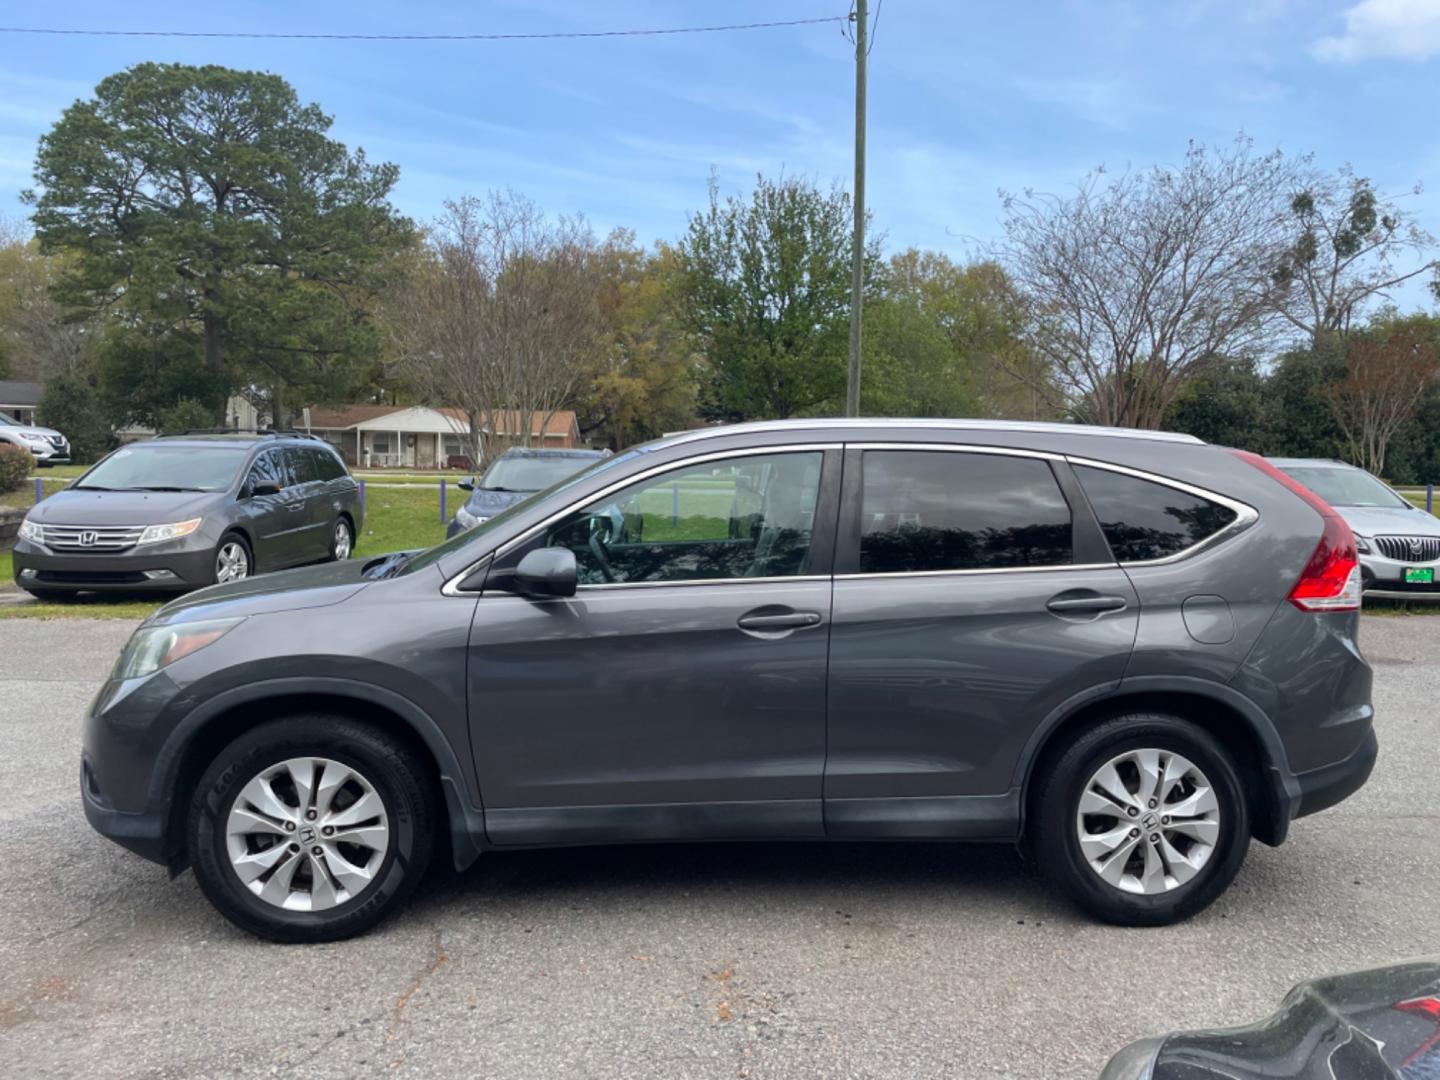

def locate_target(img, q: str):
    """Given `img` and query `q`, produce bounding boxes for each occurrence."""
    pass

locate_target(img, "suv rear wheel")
[1031,713,1249,926]
[187,716,436,942]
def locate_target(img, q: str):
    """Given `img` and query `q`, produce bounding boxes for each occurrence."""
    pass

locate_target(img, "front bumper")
[1360,552,1440,600]
[81,756,167,864]
[12,538,216,593]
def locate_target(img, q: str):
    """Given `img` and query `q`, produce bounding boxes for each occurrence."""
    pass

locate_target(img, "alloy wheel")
[224,756,391,912]
[215,541,250,583]
[1074,747,1221,895]
[334,521,353,561]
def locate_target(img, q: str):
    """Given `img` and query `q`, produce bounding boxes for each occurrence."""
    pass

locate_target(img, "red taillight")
[1231,450,1362,613]
[1396,996,1440,1022]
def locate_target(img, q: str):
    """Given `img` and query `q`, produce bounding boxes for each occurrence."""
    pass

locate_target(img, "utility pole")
[845,0,868,418]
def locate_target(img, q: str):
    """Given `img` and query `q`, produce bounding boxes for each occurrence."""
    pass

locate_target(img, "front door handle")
[1046,593,1129,615]
[737,610,822,631]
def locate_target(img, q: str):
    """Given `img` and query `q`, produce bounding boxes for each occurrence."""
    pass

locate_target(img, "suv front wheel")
[1031,713,1250,926]
[188,716,436,942]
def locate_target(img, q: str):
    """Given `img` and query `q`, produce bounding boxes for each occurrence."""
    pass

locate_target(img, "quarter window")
[859,451,1073,573]
[544,452,823,585]
[1073,465,1238,563]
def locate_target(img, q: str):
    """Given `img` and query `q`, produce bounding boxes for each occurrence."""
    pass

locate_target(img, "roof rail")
[158,426,323,441]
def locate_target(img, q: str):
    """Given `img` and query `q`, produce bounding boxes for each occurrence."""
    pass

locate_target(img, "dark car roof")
[142,432,336,452]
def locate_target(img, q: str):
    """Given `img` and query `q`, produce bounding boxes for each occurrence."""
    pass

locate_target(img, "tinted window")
[1074,465,1238,563]
[286,446,319,485]
[76,444,249,493]
[545,452,823,585]
[859,451,1072,573]
[312,447,347,481]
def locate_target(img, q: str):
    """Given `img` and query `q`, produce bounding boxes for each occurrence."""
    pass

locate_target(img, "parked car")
[81,419,1374,942]
[446,446,611,538]
[1271,457,1440,601]
[1102,958,1440,1079]
[12,431,361,598]
[0,409,70,466]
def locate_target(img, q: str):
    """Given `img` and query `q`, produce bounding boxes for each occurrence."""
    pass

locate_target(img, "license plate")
[1404,567,1435,584]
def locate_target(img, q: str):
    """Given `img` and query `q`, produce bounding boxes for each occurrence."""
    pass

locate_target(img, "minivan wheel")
[188,716,436,943]
[214,534,252,584]
[330,517,354,561]
[1030,713,1249,926]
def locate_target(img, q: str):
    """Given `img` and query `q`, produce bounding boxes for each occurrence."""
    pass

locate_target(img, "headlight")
[137,518,203,545]
[1354,534,1372,554]
[18,518,43,544]
[114,617,244,681]
[454,506,485,530]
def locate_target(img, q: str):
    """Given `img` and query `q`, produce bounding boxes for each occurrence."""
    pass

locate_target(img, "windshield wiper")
[121,485,206,492]
[71,484,115,491]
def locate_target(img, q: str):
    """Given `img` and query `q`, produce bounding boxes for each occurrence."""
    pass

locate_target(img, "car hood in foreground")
[152,558,374,623]
[1336,504,1440,538]
[1101,958,1440,1079]
[25,488,221,526]
[463,487,535,517]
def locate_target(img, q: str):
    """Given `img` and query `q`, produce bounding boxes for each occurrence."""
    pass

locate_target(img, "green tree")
[1265,344,1346,459]
[1165,357,1270,451]
[37,372,113,463]
[26,62,413,422]
[580,235,698,447]
[675,174,878,420]
[98,330,229,431]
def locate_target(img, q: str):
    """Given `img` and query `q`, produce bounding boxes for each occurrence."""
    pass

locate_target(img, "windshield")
[399,447,646,576]
[1279,466,1411,510]
[480,454,599,492]
[76,444,251,492]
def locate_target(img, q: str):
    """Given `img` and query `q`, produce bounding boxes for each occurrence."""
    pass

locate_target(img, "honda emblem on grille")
[79,531,99,547]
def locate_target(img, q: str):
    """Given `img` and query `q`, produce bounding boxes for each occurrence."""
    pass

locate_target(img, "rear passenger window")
[286,447,319,485]
[1074,465,1238,563]
[859,451,1073,573]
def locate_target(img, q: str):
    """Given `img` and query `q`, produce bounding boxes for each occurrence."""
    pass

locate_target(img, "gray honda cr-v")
[79,419,1375,941]
[13,431,362,597]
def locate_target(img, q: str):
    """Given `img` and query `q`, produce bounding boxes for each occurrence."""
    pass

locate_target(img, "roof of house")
[0,380,43,407]
[305,404,577,437]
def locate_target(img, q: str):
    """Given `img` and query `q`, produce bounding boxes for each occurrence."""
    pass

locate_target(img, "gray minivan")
[78,419,1374,941]
[13,431,361,597]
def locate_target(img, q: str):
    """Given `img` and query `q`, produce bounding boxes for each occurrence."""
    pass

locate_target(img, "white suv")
[0,410,71,466]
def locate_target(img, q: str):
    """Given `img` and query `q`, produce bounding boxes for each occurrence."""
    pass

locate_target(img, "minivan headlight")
[18,517,43,544]
[114,617,244,680]
[137,518,203,545]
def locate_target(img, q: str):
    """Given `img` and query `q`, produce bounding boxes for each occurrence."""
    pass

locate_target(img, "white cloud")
[1313,0,1440,62]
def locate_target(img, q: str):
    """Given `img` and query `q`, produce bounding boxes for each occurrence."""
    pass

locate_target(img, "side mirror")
[511,547,577,599]
[252,481,282,497]
[458,478,475,492]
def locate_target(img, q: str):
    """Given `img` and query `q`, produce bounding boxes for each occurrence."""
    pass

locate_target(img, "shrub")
[157,397,220,435]
[0,443,32,493]
[37,373,115,464]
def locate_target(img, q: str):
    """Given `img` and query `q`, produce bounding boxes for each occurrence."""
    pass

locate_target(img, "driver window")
[544,452,823,585]
[243,451,282,498]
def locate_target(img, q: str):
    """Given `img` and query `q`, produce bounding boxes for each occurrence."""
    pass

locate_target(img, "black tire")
[329,516,354,562]
[188,715,436,943]
[1030,713,1250,926]
[213,531,253,585]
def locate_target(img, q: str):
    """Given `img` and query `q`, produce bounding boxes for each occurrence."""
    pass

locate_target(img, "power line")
[0,15,846,42]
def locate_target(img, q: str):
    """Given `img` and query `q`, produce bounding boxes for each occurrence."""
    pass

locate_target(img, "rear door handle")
[1046,594,1129,614]
[737,610,822,631]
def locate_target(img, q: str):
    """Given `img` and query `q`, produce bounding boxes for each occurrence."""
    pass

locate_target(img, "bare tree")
[1323,323,1440,476]
[999,139,1301,429]
[387,192,603,463]
[0,219,98,381]
[1271,168,1439,343]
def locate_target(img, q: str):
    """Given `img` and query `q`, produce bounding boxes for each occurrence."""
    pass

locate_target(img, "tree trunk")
[271,383,285,430]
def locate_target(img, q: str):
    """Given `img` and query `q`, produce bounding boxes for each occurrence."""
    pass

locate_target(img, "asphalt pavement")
[1,615,1436,1079]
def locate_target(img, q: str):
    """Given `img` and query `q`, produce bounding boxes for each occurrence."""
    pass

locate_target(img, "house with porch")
[302,404,581,469]
[0,380,43,424]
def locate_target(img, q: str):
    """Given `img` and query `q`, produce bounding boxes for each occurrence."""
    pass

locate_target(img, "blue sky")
[2,0,1439,309]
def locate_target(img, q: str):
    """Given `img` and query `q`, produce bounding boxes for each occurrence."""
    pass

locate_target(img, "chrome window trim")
[835,562,1116,582]
[576,574,833,592]
[441,443,839,596]
[1065,455,1260,568]
[845,441,1063,461]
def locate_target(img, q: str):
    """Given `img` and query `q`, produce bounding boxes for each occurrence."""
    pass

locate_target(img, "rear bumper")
[1293,728,1378,819]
